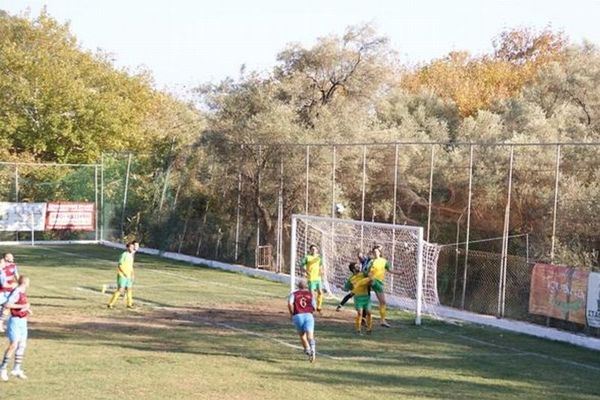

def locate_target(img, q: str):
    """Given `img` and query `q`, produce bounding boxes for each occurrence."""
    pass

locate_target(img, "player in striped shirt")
[107,242,136,309]
[301,245,324,313]
[287,279,317,362]
[0,253,20,332]
[365,245,393,327]
[0,275,31,381]
[344,262,373,335]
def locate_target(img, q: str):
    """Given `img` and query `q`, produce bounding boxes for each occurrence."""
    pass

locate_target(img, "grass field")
[0,244,598,400]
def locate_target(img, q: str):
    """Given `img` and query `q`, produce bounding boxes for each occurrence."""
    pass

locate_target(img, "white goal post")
[290,214,441,325]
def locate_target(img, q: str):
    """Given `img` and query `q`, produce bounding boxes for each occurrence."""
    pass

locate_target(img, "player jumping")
[287,279,317,362]
[343,262,373,335]
[365,245,392,327]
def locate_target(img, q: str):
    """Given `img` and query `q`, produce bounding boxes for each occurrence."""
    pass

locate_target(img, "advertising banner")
[529,263,588,324]
[586,272,600,328]
[0,202,47,231]
[45,202,95,231]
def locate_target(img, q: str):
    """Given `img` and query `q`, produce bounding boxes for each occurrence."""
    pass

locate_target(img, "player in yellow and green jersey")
[366,245,392,327]
[344,263,373,335]
[107,242,136,309]
[301,245,324,313]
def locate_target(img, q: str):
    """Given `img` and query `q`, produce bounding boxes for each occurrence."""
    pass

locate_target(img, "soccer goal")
[290,214,441,325]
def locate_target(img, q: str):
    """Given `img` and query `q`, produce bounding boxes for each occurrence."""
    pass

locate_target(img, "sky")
[1,0,600,96]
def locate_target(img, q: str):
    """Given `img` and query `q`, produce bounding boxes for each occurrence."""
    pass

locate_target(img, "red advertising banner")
[45,202,95,231]
[529,263,588,324]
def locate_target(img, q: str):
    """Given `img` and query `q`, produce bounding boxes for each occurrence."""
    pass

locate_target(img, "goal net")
[290,214,441,325]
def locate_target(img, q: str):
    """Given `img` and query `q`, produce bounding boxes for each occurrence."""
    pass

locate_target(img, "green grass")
[0,244,598,400]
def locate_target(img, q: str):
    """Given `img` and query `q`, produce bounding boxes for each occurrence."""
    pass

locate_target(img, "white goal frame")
[290,214,427,325]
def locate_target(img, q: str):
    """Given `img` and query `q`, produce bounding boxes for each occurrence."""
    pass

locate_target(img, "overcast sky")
[2,0,600,96]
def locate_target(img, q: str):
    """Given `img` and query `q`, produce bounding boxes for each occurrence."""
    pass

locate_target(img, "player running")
[365,245,392,327]
[107,242,136,309]
[0,275,32,381]
[343,262,373,335]
[287,279,317,362]
[301,245,324,314]
[0,253,20,332]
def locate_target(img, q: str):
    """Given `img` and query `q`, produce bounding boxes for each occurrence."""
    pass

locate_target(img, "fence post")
[426,145,435,242]
[331,145,336,219]
[14,163,19,242]
[460,145,474,310]
[276,156,284,273]
[100,154,105,242]
[234,146,243,260]
[498,145,514,318]
[550,145,561,263]
[360,145,367,247]
[94,164,99,241]
[120,153,132,240]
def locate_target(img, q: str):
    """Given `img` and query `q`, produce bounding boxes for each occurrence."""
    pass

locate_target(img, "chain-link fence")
[3,140,600,338]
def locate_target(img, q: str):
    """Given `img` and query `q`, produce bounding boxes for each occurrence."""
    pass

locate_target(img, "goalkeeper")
[300,245,324,313]
[107,242,136,309]
[366,245,392,327]
[343,263,373,335]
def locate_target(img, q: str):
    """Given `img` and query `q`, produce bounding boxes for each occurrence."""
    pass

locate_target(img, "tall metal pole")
[14,163,18,202]
[276,157,284,273]
[15,164,19,242]
[255,145,262,267]
[550,145,561,263]
[120,153,132,240]
[498,146,514,318]
[426,145,435,242]
[94,165,99,241]
[331,146,336,218]
[360,145,367,247]
[460,145,474,310]
[234,146,243,260]
[100,154,105,241]
[392,144,399,225]
[305,145,310,215]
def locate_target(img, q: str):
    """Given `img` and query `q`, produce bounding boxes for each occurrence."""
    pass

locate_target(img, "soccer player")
[301,245,324,313]
[343,262,373,334]
[366,245,392,327]
[107,242,136,309]
[287,279,317,362]
[336,249,372,311]
[0,253,20,332]
[0,275,31,381]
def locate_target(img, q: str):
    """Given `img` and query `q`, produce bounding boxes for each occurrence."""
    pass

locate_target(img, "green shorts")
[117,276,133,289]
[308,280,322,291]
[371,279,385,294]
[353,294,371,311]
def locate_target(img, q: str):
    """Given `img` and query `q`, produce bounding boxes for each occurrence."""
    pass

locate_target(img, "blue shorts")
[7,317,27,342]
[292,313,314,334]
[0,291,10,305]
